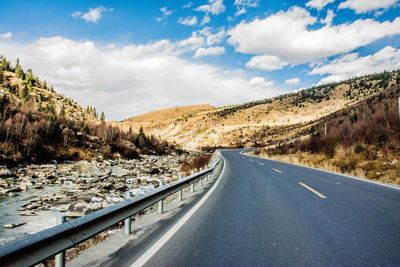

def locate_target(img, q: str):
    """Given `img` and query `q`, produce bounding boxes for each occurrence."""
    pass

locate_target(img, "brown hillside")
[115,71,400,150]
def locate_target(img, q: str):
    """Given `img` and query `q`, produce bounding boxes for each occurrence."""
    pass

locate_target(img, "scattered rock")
[67,201,108,217]
[4,222,26,229]
[20,211,38,216]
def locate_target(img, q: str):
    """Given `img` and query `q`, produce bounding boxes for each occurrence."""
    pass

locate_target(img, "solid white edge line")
[299,182,327,199]
[240,151,400,190]
[130,157,227,267]
[272,168,282,173]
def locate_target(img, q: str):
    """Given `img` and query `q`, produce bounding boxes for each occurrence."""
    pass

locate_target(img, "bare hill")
[116,71,400,150]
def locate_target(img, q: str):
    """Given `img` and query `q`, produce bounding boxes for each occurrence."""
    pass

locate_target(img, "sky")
[0,0,399,120]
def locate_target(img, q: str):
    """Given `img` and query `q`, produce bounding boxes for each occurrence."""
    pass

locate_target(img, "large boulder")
[66,201,108,217]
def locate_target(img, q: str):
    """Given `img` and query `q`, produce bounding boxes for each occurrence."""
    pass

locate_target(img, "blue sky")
[0,0,399,119]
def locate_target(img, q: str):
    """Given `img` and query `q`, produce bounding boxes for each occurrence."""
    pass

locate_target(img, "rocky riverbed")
[0,153,190,244]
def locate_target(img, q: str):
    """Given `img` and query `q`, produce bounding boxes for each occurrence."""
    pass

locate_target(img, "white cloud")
[194,46,225,57]
[177,32,205,50]
[249,77,274,87]
[305,0,335,10]
[228,7,400,70]
[200,14,211,25]
[196,0,225,15]
[246,54,288,71]
[183,2,193,8]
[199,27,226,45]
[0,32,12,40]
[160,7,173,17]
[157,7,174,22]
[176,28,225,54]
[178,16,198,26]
[235,8,247,17]
[72,6,113,23]
[310,46,400,84]
[338,0,398,14]
[0,36,280,120]
[320,9,335,26]
[234,0,259,16]
[196,0,225,25]
[285,78,300,84]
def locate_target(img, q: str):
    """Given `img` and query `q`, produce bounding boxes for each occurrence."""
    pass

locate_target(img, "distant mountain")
[116,70,400,150]
[0,56,173,164]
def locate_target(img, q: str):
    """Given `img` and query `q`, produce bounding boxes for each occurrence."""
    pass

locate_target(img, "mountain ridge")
[114,70,400,150]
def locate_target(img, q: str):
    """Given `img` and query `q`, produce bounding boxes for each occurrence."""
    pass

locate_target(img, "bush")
[181,154,212,175]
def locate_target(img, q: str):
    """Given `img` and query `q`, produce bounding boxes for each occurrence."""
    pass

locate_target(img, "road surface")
[104,150,400,266]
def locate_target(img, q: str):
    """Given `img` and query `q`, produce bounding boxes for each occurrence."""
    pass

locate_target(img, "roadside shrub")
[181,154,212,175]
[354,144,365,154]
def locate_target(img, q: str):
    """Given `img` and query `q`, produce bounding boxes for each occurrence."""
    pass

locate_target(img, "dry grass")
[181,154,212,175]
[256,149,400,185]
[113,72,399,150]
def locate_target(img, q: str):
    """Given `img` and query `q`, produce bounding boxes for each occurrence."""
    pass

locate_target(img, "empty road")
[105,150,400,266]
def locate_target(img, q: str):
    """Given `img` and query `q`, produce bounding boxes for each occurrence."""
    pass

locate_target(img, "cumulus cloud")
[310,46,400,84]
[72,6,113,23]
[285,78,300,84]
[176,27,225,53]
[183,2,193,8]
[228,6,400,70]
[194,46,225,58]
[305,0,335,10]
[249,76,274,87]
[199,27,226,45]
[234,0,259,16]
[0,32,12,40]
[0,36,280,120]
[200,14,211,25]
[178,16,198,26]
[196,0,225,15]
[177,32,206,51]
[196,0,225,25]
[320,9,335,26]
[246,54,288,71]
[338,0,398,14]
[157,7,174,22]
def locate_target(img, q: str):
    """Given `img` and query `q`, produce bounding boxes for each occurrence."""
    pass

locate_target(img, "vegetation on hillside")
[181,154,212,175]
[215,70,399,117]
[259,84,400,184]
[0,56,174,164]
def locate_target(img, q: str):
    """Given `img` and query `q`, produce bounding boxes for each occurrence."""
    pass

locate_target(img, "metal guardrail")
[0,155,224,267]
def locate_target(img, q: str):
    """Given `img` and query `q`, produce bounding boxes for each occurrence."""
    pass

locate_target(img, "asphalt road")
[106,150,400,266]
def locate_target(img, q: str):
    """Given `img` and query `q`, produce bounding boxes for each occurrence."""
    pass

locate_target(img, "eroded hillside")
[115,71,400,150]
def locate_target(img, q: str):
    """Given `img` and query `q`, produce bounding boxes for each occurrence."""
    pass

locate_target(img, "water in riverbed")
[0,185,67,245]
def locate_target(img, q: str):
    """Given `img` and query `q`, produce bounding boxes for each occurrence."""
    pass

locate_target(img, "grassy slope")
[256,84,400,185]
[117,70,400,150]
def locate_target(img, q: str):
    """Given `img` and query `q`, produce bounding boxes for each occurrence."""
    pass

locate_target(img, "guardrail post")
[124,191,132,235]
[199,168,203,188]
[55,215,66,267]
[190,170,195,192]
[158,180,164,214]
[178,175,183,201]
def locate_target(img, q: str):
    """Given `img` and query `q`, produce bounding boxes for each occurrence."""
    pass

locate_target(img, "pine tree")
[60,105,66,117]
[15,58,25,79]
[19,84,29,100]
[100,112,105,122]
